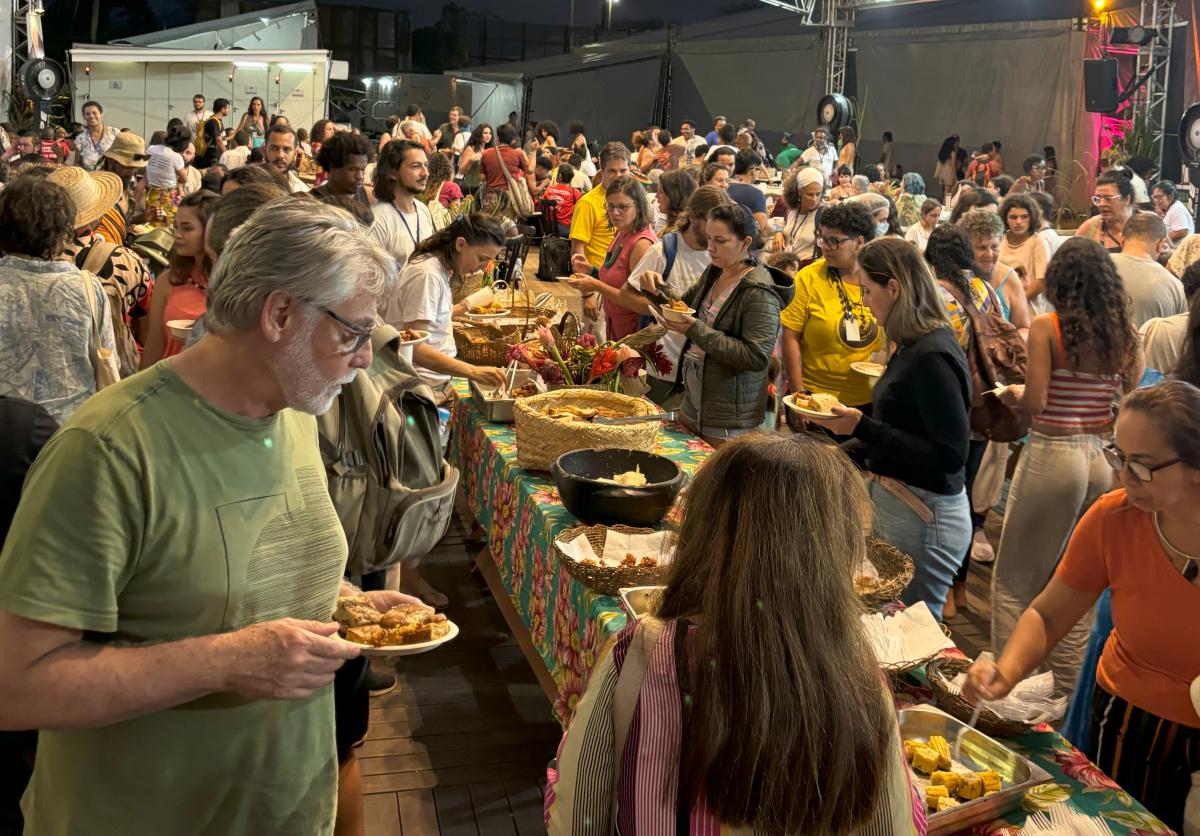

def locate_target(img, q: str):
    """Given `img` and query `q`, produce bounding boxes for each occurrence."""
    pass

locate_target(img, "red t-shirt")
[480,146,528,192]
[542,182,581,226]
[1056,489,1200,727]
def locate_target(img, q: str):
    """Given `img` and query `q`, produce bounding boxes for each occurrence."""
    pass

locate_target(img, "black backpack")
[538,235,573,281]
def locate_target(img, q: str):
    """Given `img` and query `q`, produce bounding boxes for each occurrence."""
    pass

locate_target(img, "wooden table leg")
[471,545,559,706]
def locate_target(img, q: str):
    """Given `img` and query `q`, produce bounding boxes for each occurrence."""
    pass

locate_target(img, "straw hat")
[48,167,124,230]
[105,131,150,169]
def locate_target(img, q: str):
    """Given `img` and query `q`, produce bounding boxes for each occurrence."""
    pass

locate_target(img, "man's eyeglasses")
[816,233,858,250]
[1091,194,1124,205]
[1103,442,1179,484]
[299,298,376,354]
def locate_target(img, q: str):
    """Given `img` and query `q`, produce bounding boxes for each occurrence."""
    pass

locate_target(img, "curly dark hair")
[1045,237,1137,376]
[316,131,372,172]
[948,188,998,224]
[923,225,979,300]
[535,119,560,143]
[0,174,75,259]
[817,202,875,241]
[1000,193,1041,230]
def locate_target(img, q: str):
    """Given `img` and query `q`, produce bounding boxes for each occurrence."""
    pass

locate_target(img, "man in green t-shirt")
[0,199,420,835]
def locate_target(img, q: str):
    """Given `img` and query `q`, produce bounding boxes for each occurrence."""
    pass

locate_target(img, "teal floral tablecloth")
[448,383,1175,835]
[446,382,713,724]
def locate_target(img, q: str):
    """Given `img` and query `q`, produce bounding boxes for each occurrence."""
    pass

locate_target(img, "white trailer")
[66,46,332,139]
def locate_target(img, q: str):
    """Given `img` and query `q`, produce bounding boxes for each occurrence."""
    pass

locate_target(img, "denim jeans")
[868,479,972,623]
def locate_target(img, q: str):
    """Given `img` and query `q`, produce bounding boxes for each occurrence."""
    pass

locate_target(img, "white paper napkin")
[860,601,956,667]
[948,670,1068,724]
[555,531,674,568]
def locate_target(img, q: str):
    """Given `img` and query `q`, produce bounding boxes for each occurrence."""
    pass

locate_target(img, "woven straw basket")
[926,656,1038,738]
[553,524,665,596]
[859,538,916,609]
[514,389,658,471]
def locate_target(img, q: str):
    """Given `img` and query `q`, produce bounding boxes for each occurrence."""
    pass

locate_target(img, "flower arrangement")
[506,324,671,391]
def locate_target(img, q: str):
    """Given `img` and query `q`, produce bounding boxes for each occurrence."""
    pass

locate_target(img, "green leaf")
[1101,810,1172,831]
[1022,783,1073,811]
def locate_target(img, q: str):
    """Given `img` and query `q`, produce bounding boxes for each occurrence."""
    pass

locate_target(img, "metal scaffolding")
[823,0,856,96]
[1132,0,1174,168]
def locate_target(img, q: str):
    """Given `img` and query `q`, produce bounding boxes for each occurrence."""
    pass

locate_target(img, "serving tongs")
[633,283,675,315]
[593,411,677,426]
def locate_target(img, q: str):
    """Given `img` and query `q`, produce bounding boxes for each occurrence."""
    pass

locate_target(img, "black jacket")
[679,260,795,431]
[852,326,972,495]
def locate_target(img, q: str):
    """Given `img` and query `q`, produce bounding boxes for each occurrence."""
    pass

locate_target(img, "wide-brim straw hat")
[105,131,150,169]
[48,167,124,230]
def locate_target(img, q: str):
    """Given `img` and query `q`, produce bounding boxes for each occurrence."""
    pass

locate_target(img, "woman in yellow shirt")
[780,202,885,421]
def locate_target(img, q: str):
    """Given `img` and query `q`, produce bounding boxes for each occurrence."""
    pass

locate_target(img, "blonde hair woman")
[809,237,973,621]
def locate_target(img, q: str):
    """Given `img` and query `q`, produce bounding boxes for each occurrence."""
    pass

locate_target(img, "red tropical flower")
[1054,747,1121,790]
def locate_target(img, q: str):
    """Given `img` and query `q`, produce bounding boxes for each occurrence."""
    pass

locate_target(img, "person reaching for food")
[807,237,972,622]
[546,434,925,834]
[965,382,1200,832]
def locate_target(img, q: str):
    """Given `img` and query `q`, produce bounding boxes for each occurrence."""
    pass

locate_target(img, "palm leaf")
[616,324,667,348]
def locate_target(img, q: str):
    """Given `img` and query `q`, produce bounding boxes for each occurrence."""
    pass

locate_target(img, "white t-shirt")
[219,146,251,169]
[626,232,712,381]
[800,145,838,181]
[1038,226,1065,258]
[579,157,597,178]
[370,200,435,269]
[182,109,211,138]
[904,223,931,253]
[1131,173,1150,205]
[145,145,185,189]
[1111,252,1188,328]
[385,255,454,386]
[1140,312,1188,373]
[1163,201,1194,238]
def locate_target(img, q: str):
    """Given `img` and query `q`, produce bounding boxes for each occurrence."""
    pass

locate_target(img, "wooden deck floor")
[359,511,560,836]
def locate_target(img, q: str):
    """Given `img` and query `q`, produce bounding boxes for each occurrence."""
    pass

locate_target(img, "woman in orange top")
[966,381,1200,831]
[141,190,219,367]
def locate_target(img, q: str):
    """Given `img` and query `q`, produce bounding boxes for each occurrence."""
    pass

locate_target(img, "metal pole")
[90,0,100,43]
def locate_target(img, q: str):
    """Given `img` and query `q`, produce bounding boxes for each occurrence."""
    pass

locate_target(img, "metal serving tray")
[469,371,541,423]
[618,586,665,620]
[899,706,1052,834]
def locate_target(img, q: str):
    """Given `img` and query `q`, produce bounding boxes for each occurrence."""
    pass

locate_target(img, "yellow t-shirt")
[779,258,884,406]
[569,184,613,268]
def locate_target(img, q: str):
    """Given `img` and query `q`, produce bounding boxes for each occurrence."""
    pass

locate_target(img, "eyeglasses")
[1091,194,1125,205]
[605,202,635,213]
[816,233,858,250]
[1102,443,1180,484]
[299,298,376,354]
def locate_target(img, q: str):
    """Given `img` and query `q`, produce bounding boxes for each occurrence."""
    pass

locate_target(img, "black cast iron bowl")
[552,448,686,527]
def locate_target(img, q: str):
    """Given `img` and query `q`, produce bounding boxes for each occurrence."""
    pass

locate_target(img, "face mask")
[874,222,889,237]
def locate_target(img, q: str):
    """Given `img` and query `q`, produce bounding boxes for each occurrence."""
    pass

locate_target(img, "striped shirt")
[1034,314,1121,434]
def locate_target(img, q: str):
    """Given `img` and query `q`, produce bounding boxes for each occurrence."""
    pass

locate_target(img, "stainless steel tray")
[469,371,541,423]
[899,706,1052,834]
[618,585,664,620]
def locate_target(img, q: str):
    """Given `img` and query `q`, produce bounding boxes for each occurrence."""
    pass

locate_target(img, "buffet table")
[447,383,1174,835]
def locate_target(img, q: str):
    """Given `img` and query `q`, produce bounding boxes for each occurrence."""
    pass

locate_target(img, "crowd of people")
[0,94,1199,835]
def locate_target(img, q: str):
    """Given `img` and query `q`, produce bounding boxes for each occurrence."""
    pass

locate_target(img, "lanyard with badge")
[829,267,878,348]
[393,204,421,248]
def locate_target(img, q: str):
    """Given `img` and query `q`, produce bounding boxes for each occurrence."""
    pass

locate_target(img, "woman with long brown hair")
[236,96,267,146]
[141,190,220,366]
[810,237,973,622]
[991,238,1142,698]
[547,434,924,834]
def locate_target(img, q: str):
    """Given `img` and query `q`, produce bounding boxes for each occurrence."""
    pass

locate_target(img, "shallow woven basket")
[553,524,665,596]
[514,389,658,471]
[859,538,916,609]
[926,656,1038,738]
[454,322,523,366]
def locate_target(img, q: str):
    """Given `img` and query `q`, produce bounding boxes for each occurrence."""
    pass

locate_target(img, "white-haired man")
[0,199,422,835]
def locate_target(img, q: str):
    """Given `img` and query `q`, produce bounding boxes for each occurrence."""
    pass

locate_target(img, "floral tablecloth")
[448,383,1175,835]
[447,381,712,724]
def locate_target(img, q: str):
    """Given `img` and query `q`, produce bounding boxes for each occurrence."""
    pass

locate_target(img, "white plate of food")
[850,360,886,379]
[658,300,695,324]
[783,392,845,419]
[334,595,459,657]
[465,306,511,319]
[397,329,429,345]
[167,319,195,342]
